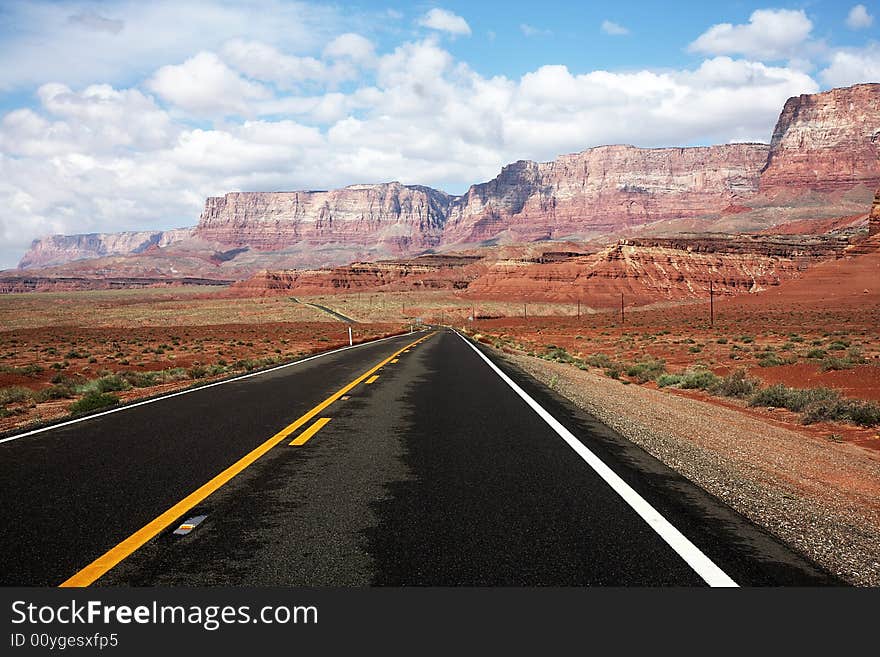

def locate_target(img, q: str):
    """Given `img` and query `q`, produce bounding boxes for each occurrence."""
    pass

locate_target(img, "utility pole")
[577,299,580,319]
[709,279,715,327]
[620,293,625,325]
[523,303,527,320]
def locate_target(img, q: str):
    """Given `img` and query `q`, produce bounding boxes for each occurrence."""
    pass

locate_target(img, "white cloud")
[418,8,471,36]
[689,9,813,60]
[820,44,880,87]
[0,0,341,91]
[520,24,552,37]
[222,39,327,88]
[323,33,376,65]
[147,52,270,116]
[846,5,874,29]
[601,20,629,36]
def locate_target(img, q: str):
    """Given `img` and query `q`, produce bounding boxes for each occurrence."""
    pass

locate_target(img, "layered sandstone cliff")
[194,182,451,253]
[18,228,194,269]
[443,144,769,245]
[760,83,880,195]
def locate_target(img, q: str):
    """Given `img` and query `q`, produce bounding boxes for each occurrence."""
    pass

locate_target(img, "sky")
[0,1,878,268]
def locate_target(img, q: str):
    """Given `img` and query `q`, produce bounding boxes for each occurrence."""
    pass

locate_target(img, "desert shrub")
[711,369,760,399]
[0,364,44,376]
[805,348,826,359]
[657,374,683,388]
[121,371,159,388]
[543,346,575,363]
[716,337,728,344]
[0,386,33,405]
[34,384,75,402]
[843,400,880,427]
[678,368,720,390]
[827,340,850,351]
[847,347,866,364]
[69,392,119,415]
[76,374,131,395]
[584,353,615,368]
[604,363,623,379]
[750,385,840,413]
[820,357,852,372]
[757,352,787,367]
[187,365,209,379]
[625,359,666,383]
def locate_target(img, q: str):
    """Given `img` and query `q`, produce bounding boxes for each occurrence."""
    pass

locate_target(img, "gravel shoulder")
[499,349,880,586]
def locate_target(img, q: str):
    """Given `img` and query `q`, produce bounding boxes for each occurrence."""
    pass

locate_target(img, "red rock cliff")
[194,182,451,253]
[760,83,880,195]
[443,143,769,245]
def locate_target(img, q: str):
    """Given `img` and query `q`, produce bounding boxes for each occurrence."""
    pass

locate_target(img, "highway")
[0,329,839,586]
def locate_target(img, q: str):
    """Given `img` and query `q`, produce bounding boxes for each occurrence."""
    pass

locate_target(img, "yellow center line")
[390,358,399,363]
[365,375,379,384]
[290,417,331,446]
[59,330,436,588]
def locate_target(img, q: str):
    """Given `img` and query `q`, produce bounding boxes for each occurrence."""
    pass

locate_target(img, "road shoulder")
[491,347,880,586]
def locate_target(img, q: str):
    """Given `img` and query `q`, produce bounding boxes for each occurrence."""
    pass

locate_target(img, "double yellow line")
[60,331,435,587]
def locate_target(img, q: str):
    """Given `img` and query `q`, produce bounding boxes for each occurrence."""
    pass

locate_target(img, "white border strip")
[456,331,738,588]
[0,331,418,445]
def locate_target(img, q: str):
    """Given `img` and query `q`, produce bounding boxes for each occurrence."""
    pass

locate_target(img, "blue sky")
[0,1,877,267]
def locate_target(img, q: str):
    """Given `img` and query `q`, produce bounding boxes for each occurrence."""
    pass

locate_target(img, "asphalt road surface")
[0,329,840,586]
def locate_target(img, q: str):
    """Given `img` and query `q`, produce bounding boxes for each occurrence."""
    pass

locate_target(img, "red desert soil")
[0,288,404,434]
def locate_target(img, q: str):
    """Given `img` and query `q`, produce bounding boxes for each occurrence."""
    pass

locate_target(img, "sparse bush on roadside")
[34,384,76,402]
[604,364,623,380]
[75,374,131,396]
[800,397,880,427]
[69,392,119,415]
[542,346,575,364]
[749,385,840,413]
[187,365,209,379]
[657,374,683,388]
[711,369,760,399]
[584,353,615,369]
[805,348,826,359]
[625,359,666,383]
[0,386,33,406]
[678,368,720,391]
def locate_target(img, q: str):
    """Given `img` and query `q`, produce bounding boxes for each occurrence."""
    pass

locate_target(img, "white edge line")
[455,330,738,588]
[0,330,422,446]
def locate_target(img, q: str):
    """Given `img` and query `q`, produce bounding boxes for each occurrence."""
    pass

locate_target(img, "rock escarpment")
[443,144,769,244]
[760,83,880,195]
[194,183,451,253]
[18,228,194,270]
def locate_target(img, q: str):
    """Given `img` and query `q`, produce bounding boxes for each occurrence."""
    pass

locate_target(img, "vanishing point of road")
[0,329,838,586]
